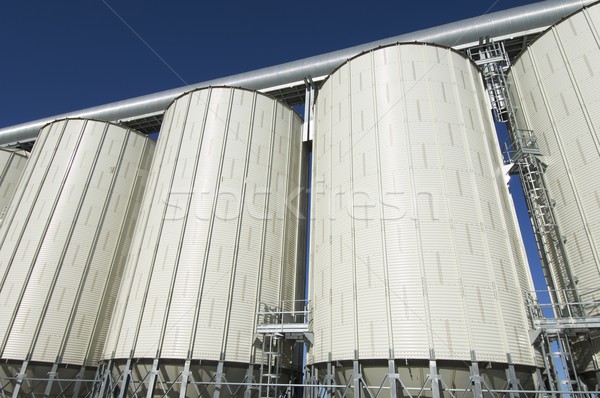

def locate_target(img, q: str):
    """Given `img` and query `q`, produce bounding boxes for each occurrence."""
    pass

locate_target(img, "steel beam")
[213,360,225,398]
[145,358,159,398]
[470,351,483,398]
[179,360,191,398]
[11,360,28,398]
[42,362,59,398]
[72,366,86,398]
[429,350,441,398]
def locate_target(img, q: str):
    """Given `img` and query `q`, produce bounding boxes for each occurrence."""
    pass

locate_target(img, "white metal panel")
[103,108,173,358]
[0,120,83,360]
[0,149,28,221]
[160,90,213,359]
[22,122,106,363]
[310,43,535,366]
[104,87,302,366]
[72,131,153,364]
[508,2,600,374]
[0,124,57,286]
[0,119,154,366]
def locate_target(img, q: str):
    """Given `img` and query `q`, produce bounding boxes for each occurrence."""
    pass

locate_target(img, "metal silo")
[0,148,28,223]
[309,43,539,396]
[101,87,304,397]
[508,2,600,387]
[0,119,155,396]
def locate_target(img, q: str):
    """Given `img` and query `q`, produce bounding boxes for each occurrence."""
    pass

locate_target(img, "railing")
[256,300,311,335]
[527,288,600,330]
[503,129,541,164]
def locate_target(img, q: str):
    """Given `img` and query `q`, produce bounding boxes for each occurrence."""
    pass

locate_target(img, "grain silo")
[0,148,28,223]
[0,119,155,396]
[507,1,600,387]
[308,43,539,396]
[101,87,304,397]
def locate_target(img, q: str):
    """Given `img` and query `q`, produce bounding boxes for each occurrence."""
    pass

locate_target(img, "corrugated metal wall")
[309,43,536,366]
[103,87,303,364]
[0,149,28,223]
[508,1,600,379]
[0,119,154,366]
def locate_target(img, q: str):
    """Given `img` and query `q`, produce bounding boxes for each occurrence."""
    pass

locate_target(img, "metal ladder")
[255,300,312,398]
[540,329,592,395]
[468,39,582,313]
[260,333,282,398]
[257,303,283,398]
[516,155,580,314]
[467,38,587,392]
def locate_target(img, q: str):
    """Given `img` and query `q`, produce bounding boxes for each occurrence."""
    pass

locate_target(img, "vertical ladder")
[260,333,282,398]
[516,156,580,314]
[467,39,582,314]
[467,39,586,392]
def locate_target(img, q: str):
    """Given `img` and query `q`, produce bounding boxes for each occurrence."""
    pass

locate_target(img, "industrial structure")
[99,87,305,397]
[309,42,538,396]
[0,120,154,397]
[507,3,600,388]
[0,149,28,223]
[0,0,599,397]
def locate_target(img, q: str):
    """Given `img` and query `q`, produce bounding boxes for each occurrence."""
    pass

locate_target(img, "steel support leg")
[388,350,398,398]
[429,350,441,398]
[146,358,160,398]
[506,354,521,398]
[98,359,113,398]
[470,351,483,398]
[534,368,548,398]
[117,358,132,398]
[89,363,102,398]
[178,360,191,398]
[243,364,254,398]
[331,361,337,398]
[213,360,225,398]
[311,364,317,398]
[72,366,86,398]
[326,359,335,398]
[11,360,28,398]
[353,351,361,398]
[43,361,59,398]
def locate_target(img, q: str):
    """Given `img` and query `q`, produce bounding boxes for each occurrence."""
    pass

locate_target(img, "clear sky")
[0,0,547,293]
[1,0,538,128]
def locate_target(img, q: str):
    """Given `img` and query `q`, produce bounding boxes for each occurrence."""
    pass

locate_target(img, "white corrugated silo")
[309,43,539,395]
[0,119,155,396]
[0,148,28,223]
[102,87,303,397]
[507,2,600,386]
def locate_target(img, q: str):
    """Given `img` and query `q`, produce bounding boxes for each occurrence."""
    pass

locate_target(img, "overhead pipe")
[0,0,593,145]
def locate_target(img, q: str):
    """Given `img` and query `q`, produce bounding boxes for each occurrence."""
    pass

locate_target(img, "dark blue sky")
[1,0,537,127]
[0,0,547,293]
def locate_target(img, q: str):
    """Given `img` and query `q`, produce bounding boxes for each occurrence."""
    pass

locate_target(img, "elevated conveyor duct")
[0,0,594,145]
